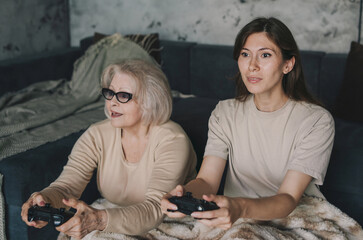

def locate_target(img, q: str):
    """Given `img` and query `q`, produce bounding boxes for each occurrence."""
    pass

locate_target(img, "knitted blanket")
[0,33,155,160]
[58,196,363,240]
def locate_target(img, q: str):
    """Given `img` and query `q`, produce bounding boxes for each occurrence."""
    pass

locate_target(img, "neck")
[122,123,150,140]
[253,93,288,112]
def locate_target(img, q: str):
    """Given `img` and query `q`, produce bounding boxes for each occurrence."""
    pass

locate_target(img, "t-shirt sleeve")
[204,102,229,160]
[288,110,335,185]
[104,128,197,235]
[40,126,99,208]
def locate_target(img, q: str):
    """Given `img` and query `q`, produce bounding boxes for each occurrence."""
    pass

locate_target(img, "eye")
[240,52,249,57]
[116,92,133,103]
[102,88,114,100]
[261,53,271,58]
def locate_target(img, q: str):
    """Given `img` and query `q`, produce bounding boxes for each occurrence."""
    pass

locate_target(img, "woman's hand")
[190,194,242,230]
[161,185,187,218]
[56,198,107,240]
[21,192,49,228]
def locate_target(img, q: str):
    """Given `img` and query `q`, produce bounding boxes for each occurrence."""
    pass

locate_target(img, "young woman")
[161,17,334,230]
[21,59,197,238]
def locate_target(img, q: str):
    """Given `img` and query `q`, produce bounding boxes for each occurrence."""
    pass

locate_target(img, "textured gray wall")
[0,0,69,61]
[69,0,362,53]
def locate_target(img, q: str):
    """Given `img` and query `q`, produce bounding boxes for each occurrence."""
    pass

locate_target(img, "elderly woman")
[21,59,197,238]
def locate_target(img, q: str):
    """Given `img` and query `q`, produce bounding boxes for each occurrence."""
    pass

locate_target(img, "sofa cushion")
[333,41,363,122]
[318,53,347,111]
[160,40,196,94]
[300,51,325,99]
[190,44,237,100]
[171,97,219,170]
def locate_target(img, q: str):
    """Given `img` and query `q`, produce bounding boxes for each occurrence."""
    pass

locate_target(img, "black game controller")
[168,192,220,215]
[28,203,75,227]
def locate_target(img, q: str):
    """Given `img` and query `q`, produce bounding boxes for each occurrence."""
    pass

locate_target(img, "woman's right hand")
[21,192,49,228]
[161,185,187,218]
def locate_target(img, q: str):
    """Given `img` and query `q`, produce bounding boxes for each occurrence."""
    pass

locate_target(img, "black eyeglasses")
[101,88,133,103]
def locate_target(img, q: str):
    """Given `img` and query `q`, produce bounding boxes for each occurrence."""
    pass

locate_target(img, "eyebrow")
[241,47,277,53]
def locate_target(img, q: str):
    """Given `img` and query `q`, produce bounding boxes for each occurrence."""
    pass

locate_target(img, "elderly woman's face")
[106,72,143,129]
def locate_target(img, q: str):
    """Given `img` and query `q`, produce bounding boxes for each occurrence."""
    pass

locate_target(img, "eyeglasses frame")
[101,88,133,103]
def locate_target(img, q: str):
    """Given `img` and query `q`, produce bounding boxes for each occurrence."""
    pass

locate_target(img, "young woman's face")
[105,72,143,129]
[238,32,293,97]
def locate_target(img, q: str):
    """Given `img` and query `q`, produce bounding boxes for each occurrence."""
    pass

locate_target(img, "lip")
[111,110,122,118]
[247,76,262,84]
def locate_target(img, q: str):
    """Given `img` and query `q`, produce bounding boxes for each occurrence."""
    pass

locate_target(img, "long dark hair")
[233,17,321,106]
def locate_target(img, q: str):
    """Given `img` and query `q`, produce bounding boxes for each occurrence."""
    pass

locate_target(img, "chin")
[110,120,124,128]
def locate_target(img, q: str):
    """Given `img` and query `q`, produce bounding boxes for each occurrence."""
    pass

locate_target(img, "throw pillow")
[94,32,161,64]
[333,41,363,122]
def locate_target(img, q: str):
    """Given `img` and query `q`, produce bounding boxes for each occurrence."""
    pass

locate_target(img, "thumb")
[32,194,46,206]
[62,198,79,209]
[175,185,185,197]
[202,194,218,202]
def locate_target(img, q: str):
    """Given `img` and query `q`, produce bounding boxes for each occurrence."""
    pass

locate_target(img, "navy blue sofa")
[0,38,362,240]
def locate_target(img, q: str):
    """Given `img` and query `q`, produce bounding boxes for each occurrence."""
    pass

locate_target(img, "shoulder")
[213,98,244,115]
[292,101,335,132]
[294,101,334,122]
[152,120,187,139]
[81,119,115,141]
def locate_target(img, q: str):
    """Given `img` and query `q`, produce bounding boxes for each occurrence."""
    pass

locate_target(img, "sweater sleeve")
[40,126,99,208]
[103,127,197,235]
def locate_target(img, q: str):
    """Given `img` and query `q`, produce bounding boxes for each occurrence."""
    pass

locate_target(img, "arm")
[191,170,311,229]
[39,127,99,208]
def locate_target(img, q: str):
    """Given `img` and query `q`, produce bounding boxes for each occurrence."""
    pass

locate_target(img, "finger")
[164,210,187,219]
[191,208,221,220]
[32,194,46,206]
[21,193,44,223]
[198,217,230,229]
[202,194,218,202]
[203,194,227,208]
[175,185,185,197]
[160,198,177,213]
[56,214,80,233]
[32,220,48,228]
[62,198,82,210]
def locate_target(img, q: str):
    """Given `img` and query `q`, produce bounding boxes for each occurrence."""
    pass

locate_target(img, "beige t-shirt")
[40,119,196,235]
[204,95,334,198]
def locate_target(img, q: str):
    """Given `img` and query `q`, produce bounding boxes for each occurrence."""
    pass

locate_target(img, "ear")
[283,56,295,74]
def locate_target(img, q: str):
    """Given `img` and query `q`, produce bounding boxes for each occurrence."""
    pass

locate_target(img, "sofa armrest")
[0,47,83,97]
[0,130,100,240]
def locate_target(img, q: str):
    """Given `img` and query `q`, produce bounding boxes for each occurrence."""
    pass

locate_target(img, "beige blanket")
[58,196,363,240]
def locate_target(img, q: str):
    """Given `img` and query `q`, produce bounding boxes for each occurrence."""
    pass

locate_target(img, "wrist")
[96,210,108,231]
[234,197,247,219]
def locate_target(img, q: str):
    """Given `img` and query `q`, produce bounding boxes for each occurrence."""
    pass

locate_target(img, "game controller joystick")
[168,192,220,215]
[28,203,75,227]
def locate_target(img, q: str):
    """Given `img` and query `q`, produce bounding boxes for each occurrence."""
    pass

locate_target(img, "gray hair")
[100,59,172,126]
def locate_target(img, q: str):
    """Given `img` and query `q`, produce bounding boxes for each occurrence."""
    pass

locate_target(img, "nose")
[248,57,259,72]
[110,95,119,106]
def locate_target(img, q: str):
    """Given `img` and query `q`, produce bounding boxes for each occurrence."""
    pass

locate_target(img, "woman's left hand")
[56,198,107,239]
[190,194,241,230]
